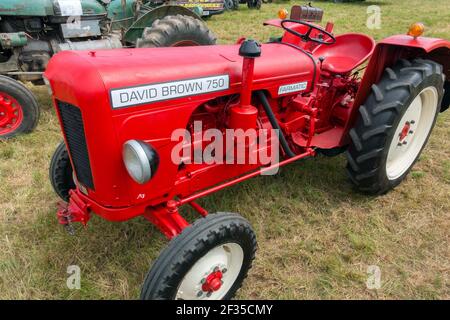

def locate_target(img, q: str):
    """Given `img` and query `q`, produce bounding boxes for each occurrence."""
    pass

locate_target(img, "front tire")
[347,59,444,194]
[140,212,257,300]
[49,141,75,202]
[0,76,39,139]
[136,15,216,48]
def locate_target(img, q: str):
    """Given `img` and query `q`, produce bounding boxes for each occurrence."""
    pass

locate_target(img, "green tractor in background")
[0,0,221,139]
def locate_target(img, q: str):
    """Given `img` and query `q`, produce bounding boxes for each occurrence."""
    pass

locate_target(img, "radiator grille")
[57,101,94,190]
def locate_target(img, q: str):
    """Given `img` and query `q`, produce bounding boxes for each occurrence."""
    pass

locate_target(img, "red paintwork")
[313,34,375,74]
[45,17,450,239]
[380,35,450,53]
[57,190,91,226]
[0,92,24,135]
[229,55,259,131]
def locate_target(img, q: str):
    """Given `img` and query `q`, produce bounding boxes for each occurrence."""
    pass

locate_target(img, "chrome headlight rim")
[123,140,158,184]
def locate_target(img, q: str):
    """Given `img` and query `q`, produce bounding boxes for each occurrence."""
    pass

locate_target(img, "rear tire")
[346,59,444,194]
[441,81,449,112]
[140,212,257,300]
[136,15,216,48]
[49,141,75,202]
[0,76,39,139]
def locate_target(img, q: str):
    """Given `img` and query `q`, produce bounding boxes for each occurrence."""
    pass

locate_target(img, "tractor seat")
[312,33,375,74]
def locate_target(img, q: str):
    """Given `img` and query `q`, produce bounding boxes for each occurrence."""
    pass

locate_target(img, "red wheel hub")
[202,270,223,292]
[399,121,411,141]
[0,92,23,135]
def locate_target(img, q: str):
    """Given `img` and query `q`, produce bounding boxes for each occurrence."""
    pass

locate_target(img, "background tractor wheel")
[346,59,444,194]
[224,0,234,10]
[141,212,257,300]
[49,141,75,202]
[232,0,240,10]
[0,76,39,139]
[136,15,216,48]
[247,0,262,9]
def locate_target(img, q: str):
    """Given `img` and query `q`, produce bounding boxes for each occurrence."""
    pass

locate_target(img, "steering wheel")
[281,19,336,45]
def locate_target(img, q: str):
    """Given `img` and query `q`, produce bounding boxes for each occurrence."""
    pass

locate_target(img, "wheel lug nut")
[206,292,212,297]
[214,266,220,272]
[197,291,203,297]
[222,268,227,274]
[403,141,407,145]
[397,143,402,146]
[409,130,414,134]
[410,120,415,124]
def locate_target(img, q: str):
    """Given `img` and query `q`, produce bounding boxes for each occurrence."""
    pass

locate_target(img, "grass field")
[0,0,449,299]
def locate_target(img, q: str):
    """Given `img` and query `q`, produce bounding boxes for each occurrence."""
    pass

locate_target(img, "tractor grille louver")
[57,101,94,190]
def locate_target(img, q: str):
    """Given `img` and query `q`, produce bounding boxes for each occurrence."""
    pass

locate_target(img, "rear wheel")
[136,15,216,48]
[140,212,257,300]
[0,76,39,139]
[441,81,449,112]
[346,59,444,194]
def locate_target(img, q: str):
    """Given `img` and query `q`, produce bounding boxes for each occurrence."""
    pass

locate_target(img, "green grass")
[0,0,449,299]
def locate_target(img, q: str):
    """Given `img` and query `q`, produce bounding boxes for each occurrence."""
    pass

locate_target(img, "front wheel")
[49,141,75,202]
[347,59,444,194]
[141,212,257,300]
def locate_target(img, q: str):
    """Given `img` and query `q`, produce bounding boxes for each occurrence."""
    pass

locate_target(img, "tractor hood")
[45,43,315,208]
[46,43,315,108]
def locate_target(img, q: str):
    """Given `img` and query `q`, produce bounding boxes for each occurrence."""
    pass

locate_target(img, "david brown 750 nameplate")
[110,75,229,109]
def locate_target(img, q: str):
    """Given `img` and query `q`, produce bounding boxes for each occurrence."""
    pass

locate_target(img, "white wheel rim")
[175,242,244,300]
[386,86,438,180]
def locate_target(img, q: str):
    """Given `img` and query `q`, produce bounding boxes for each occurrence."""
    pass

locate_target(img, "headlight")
[123,140,159,184]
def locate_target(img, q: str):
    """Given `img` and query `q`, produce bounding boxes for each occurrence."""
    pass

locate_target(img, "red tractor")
[45,5,449,299]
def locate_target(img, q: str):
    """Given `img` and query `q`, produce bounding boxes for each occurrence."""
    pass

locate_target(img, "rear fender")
[340,35,450,145]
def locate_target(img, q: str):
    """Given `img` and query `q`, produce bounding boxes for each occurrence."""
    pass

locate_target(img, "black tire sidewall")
[0,76,39,139]
[441,81,450,112]
[49,141,75,202]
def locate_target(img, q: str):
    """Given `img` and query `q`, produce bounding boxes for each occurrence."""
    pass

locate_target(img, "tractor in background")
[0,0,220,139]
[223,0,261,11]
